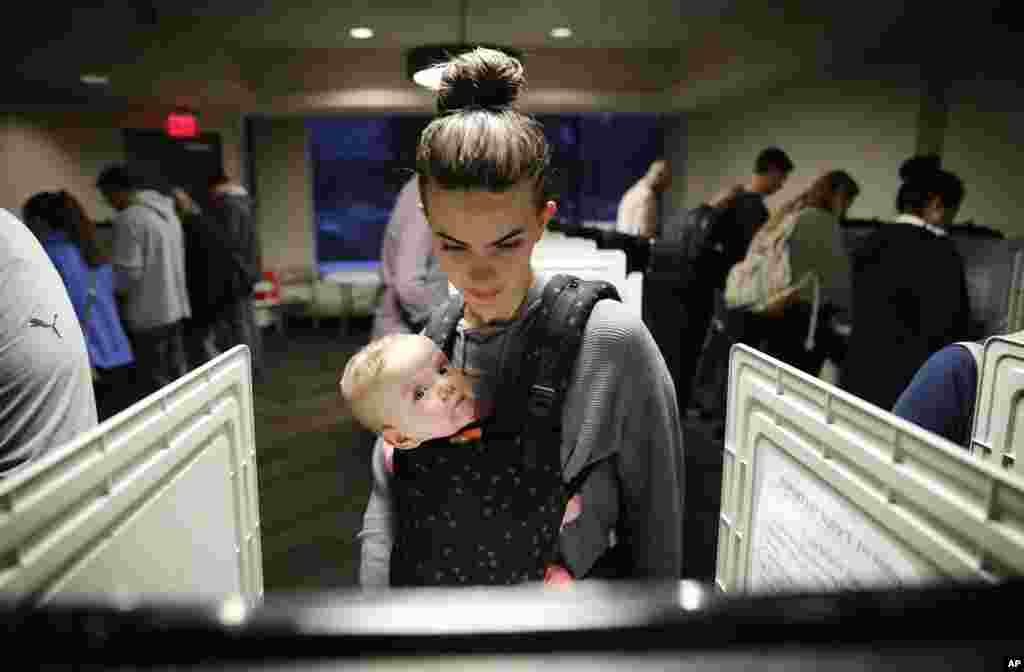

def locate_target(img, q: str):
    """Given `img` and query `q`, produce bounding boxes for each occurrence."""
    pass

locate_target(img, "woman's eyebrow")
[437,228,524,247]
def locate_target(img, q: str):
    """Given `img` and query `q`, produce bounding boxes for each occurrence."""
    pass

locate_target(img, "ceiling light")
[349,27,374,39]
[550,27,573,39]
[406,1,523,90]
[80,74,110,86]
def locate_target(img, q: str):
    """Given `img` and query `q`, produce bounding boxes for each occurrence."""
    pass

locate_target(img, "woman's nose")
[468,261,497,284]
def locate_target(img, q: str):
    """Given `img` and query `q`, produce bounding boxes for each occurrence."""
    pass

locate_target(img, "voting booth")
[0,346,263,608]
[716,344,1024,594]
[531,247,643,320]
[970,331,1024,477]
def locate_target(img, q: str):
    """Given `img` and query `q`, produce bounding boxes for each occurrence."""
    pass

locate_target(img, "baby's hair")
[339,333,408,432]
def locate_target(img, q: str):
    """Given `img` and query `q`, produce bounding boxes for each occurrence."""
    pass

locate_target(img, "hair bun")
[437,47,525,114]
[899,154,941,182]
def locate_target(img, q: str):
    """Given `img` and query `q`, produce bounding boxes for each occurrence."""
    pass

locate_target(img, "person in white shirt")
[615,160,671,239]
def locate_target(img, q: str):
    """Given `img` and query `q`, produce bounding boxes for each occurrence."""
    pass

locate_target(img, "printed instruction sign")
[748,437,931,593]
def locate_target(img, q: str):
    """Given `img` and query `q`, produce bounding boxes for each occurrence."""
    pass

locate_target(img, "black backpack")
[390,274,624,587]
[423,274,622,471]
[650,205,726,286]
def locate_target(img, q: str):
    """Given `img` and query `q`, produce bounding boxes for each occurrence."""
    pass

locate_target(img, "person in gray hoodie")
[97,164,192,398]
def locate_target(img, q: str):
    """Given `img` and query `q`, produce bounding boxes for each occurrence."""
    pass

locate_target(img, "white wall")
[678,73,924,223]
[0,108,243,223]
[249,118,315,274]
[942,76,1024,238]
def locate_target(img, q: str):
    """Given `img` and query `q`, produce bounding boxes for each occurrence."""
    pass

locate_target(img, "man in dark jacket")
[172,187,236,369]
[206,174,263,380]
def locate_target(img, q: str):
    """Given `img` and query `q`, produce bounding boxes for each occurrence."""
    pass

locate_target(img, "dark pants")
[212,298,263,379]
[93,363,141,422]
[184,320,222,370]
[691,299,845,421]
[128,321,188,399]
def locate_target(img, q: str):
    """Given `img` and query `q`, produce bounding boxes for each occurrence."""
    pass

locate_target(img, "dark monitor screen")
[3,579,1019,670]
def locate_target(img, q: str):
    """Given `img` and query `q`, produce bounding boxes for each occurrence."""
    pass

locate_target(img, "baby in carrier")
[340,333,578,587]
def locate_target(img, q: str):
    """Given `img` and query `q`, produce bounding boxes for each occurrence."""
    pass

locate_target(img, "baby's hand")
[561,494,582,531]
[461,366,485,381]
[382,440,395,475]
[544,564,574,587]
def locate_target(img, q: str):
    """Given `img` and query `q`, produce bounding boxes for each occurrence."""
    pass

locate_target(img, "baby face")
[377,335,478,447]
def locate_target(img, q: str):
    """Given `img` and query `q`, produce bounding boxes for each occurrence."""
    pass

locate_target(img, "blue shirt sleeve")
[43,240,89,322]
[892,344,978,449]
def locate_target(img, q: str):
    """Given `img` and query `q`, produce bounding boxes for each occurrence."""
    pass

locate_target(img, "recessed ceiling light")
[349,27,374,39]
[80,74,110,86]
[550,27,572,39]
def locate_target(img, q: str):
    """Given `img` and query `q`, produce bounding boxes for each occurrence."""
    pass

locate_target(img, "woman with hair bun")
[355,48,683,588]
[840,155,971,411]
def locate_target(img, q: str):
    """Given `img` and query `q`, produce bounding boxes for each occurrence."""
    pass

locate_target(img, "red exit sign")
[166,111,199,139]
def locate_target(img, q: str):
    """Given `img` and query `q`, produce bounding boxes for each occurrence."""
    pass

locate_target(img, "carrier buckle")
[527,385,556,418]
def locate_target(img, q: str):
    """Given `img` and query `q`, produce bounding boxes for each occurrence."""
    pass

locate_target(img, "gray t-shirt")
[0,209,97,475]
[111,190,192,331]
[358,271,685,585]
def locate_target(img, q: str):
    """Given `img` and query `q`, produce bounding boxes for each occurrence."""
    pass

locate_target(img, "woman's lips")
[466,288,501,302]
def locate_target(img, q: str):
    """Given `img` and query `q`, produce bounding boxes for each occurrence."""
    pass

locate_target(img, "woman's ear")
[532,200,557,240]
[542,200,557,225]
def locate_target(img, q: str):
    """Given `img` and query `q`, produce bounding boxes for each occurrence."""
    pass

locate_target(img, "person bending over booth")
[355,47,684,588]
[841,156,971,411]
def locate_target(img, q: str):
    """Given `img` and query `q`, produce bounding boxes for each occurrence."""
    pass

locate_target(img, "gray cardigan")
[357,272,685,585]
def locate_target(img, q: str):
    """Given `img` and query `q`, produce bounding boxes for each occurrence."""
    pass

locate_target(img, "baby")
[339,333,484,452]
[340,333,578,586]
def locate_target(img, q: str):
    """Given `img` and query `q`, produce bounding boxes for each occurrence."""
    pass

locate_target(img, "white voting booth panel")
[716,345,1024,595]
[0,346,262,608]
[532,250,641,319]
[534,237,598,253]
[972,332,1024,477]
[531,249,627,286]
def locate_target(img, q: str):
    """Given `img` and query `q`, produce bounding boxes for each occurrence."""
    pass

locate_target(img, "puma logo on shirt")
[27,314,62,340]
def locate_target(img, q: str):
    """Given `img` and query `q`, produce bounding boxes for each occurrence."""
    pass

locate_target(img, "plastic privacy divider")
[971,331,1024,477]
[716,344,1024,596]
[0,346,263,608]
[534,237,599,252]
[531,249,628,290]
[952,237,1024,337]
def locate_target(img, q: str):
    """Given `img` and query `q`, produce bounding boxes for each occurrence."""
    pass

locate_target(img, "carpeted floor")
[252,316,724,592]
[253,316,377,592]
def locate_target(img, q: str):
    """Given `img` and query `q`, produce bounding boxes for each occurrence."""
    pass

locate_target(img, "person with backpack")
[722,170,862,372]
[356,48,684,587]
